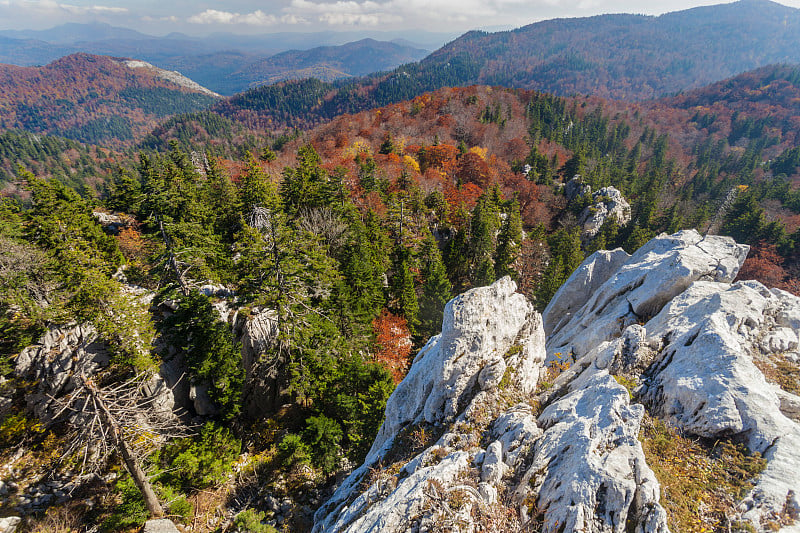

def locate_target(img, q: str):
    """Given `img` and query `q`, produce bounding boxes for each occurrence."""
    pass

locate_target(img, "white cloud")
[188,8,282,25]
[284,0,499,27]
[60,3,128,14]
[318,11,399,25]
[1,0,128,16]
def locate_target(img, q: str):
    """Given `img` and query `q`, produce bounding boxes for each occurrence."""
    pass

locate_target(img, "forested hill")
[207,0,800,134]
[2,78,800,532]
[211,38,429,95]
[425,0,800,100]
[0,53,219,146]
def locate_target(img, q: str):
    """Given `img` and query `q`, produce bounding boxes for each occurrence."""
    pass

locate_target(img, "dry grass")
[754,355,800,395]
[639,414,767,533]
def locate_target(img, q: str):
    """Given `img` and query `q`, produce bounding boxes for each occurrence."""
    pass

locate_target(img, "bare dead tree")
[156,215,189,296]
[50,370,190,518]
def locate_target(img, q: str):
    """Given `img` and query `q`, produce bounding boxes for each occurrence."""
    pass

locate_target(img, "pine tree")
[105,166,143,214]
[495,200,523,280]
[205,156,242,244]
[235,176,342,406]
[390,244,419,337]
[379,134,395,155]
[444,207,471,292]
[469,191,501,286]
[535,227,583,310]
[281,144,330,216]
[239,152,272,216]
[418,232,452,339]
[336,210,387,330]
[161,290,243,420]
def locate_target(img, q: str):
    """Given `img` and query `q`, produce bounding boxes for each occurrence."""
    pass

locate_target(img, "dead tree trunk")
[82,375,164,518]
[157,215,189,296]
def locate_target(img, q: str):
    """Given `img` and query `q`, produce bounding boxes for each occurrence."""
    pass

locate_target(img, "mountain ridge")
[0,53,219,145]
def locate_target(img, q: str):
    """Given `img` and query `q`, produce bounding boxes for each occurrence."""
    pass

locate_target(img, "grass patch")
[754,355,800,395]
[639,414,767,533]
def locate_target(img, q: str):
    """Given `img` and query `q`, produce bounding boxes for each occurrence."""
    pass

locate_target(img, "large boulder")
[543,229,799,531]
[313,277,669,533]
[578,186,631,241]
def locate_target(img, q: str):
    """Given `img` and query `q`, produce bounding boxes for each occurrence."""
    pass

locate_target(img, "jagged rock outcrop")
[543,229,800,531]
[315,229,800,533]
[313,277,669,533]
[545,230,747,361]
[234,308,290,418]
[15,323,174,423]
[578,186,632,242]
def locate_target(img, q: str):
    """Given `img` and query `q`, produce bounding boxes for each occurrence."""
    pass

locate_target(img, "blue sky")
[1,0,799,35]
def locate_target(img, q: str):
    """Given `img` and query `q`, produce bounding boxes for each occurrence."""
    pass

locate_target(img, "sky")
[1,0,800,36]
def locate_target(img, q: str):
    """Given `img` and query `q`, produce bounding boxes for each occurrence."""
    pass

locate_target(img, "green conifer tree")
[390,244,419,337]
[495,200,523,280]
[418,232,452,339]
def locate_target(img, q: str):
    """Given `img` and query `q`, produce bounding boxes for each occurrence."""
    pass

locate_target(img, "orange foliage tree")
[736,242,799,295]
[372,309,413,384]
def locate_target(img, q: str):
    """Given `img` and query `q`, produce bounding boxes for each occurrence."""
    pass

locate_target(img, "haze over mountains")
[0,23,441,94]
[214,0,800,127]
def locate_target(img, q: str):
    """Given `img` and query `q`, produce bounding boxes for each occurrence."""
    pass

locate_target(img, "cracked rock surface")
[544,229,800,532]
[313,277,669,533]
[314,230,800,533]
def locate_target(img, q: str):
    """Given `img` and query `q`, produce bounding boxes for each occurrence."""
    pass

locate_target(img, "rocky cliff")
[313,230,800,533]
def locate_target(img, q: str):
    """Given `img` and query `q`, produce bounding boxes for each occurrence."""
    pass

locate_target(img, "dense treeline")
[0,129,118,193]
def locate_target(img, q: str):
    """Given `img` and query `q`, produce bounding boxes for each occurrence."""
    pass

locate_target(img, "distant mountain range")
[422,0,800,100]
[203,0,800,132]
[5,0,800,148]
[0,23,442,94]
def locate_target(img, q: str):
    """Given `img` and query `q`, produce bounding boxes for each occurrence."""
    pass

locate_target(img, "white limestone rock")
[543,247,630,337]
[514,367,667,533]
[638,280,800,529]
[544,229,799,531]
[367,276,539,460]
[481,440,505,485]
[578,186,632,241]
[16,324,110,420]
[546,230,748,363]
[314,277,670,533]
[15,323,175,423]
[141,518,180,533]
[314,278,547,532]
[236,309,288,418]
[0,516,20,533]
[239,310,279,380]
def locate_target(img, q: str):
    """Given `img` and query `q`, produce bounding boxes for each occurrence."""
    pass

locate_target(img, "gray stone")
[0,516,20,533]
[141,518,180,533]
[578,186,631,242]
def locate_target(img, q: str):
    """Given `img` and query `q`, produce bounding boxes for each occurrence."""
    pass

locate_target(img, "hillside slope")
[0,53,219,145]
[212,0,800,131]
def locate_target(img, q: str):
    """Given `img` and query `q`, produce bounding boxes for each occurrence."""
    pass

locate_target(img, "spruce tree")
[336,210,387,330]
[534,227,583,310]
[469,191,501,286]
[239,152,272,216]
[390,244,419,337]
[418,232,452,339]
[495,200,523,280]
